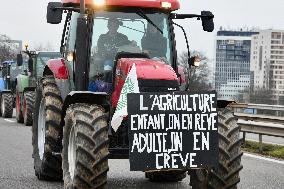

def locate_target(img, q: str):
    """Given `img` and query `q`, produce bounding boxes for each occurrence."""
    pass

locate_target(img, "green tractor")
[0,61,20,118]
[16,50,61,125]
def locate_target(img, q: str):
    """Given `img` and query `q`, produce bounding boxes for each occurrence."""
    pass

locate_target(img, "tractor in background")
[16,49,61,125]
[0,61,21,118]
[31,0,243,189]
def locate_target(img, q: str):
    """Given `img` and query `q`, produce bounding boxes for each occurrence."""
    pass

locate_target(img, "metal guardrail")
[235,112,284,125]
[230,103,284,111]
[247,103,284,111]
[233,103,284,150]
[238,120,284,138]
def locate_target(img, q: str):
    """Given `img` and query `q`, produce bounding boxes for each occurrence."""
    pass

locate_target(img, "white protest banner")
[111,64,139,132]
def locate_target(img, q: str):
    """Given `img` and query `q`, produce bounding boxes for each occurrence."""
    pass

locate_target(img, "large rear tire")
[32,76,63,180]
[24,91,35,126]
[190,108,243,189]
[1,93,13,118]
[63,103,109,189]
[16,92,24,123]
[145,170,187,182]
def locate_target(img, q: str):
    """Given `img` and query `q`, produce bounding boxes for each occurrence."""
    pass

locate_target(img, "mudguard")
[217,100,235,109]
[44,58,69,79]
[23,87,36,93]
[0,90,12,93]
[43,58,71,100]
[61,91,109,126]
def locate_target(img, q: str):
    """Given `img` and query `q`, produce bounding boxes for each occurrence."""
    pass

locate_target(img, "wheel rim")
[16,93,21,116]
[23,97,26,118]
[38,99,46,160]
[68,125,76,180]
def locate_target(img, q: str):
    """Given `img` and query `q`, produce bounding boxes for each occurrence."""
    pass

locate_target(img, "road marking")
[4,119,15,123]
[244,153,284,165]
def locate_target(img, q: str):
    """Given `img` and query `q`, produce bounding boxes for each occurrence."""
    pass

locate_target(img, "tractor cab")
[46,0,214,99]
[58,4,181,94]
[17,50,61,78]
[0,61,19,91]
[86,12,173,94]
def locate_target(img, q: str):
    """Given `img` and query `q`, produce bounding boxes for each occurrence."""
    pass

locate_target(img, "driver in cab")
[90,18,135,93]
[97,18,133,70]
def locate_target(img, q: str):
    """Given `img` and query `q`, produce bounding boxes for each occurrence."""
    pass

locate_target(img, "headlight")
[93,0,105,6]
[161,2,171,9]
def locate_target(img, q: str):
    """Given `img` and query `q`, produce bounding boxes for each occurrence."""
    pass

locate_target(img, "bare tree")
[236,88,250,103]
[0,34,18,63]
[250,88,275,105]
[178,51,212,92]
[250,88,279,115]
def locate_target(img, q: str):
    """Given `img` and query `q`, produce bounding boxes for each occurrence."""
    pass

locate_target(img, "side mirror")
[17,54,23,66]
[188,56,201,67]
[47,2,63,24]
[201,11,214,32]
[28,58,33,74]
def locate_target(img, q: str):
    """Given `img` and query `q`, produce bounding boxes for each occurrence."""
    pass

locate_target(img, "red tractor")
[32,0,243,188]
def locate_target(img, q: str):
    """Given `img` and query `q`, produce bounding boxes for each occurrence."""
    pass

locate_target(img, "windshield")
[10,63,20,80]
[89,11,172,80]
[18,53,30,74]
[36,52,61,77]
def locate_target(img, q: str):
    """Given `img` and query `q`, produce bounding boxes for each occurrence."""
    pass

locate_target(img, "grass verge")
[242,140,284,160]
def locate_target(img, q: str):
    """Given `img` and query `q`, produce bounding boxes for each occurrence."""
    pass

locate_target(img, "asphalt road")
[0,114,284,189]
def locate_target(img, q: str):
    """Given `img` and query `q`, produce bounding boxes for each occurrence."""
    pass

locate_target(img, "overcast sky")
[0,0,283,59]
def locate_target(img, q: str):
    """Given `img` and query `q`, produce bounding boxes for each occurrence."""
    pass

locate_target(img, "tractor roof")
[36,51,61,54]
[62,0,180,11]
[23,51,60,56]
[2,61,15,65]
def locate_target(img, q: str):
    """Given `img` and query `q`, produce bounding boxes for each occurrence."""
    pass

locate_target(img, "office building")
[215,30,258,100]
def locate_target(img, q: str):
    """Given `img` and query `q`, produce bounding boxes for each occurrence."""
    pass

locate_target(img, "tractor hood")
[116,58,178,81]
[112,58,179,108]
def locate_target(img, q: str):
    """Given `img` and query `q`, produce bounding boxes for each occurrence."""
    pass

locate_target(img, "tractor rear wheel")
[23,91,35,126]
[16,92,24,123]
[190,108,243,189]
[145,170,187,182]
[63,103,109,189]
[32,76,63,180]
[1,93,13,118]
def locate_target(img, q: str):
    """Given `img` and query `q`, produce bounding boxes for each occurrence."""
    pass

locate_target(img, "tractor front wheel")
[32,76,63,180]
[62,103,109,189]
[23,91,35,126]
[190,108,243,189]
[1,93,13,118]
